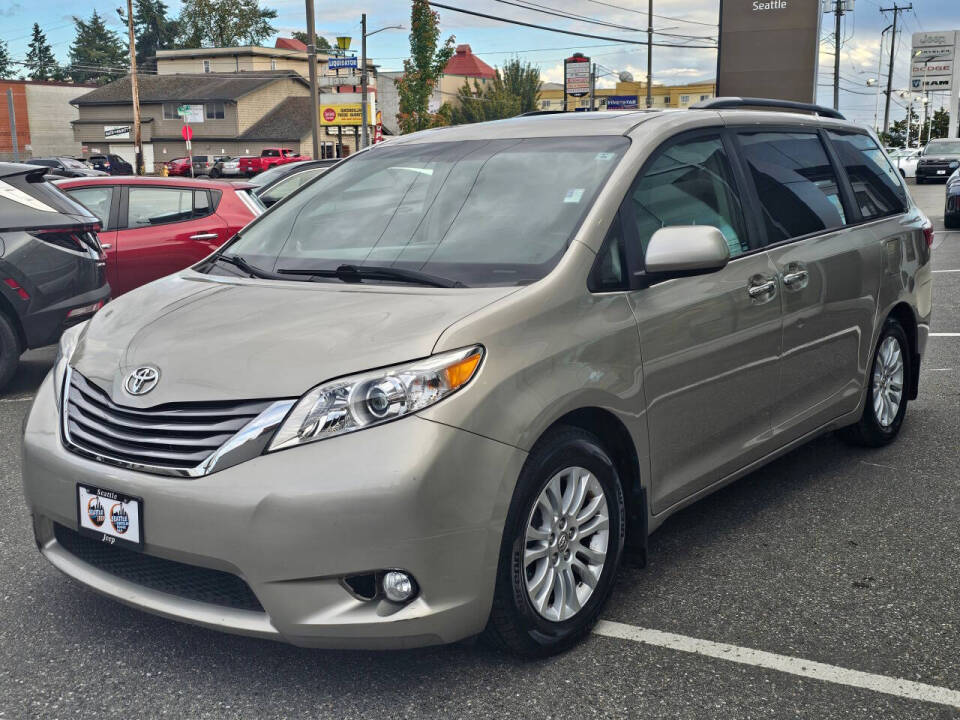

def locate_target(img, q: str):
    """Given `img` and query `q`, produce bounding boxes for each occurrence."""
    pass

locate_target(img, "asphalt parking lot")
[1,180,958,719]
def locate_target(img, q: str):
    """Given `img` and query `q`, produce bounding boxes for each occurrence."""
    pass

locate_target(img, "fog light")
[382,570,417,603]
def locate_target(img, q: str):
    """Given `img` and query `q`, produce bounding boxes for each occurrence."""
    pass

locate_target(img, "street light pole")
[305,0,321,160]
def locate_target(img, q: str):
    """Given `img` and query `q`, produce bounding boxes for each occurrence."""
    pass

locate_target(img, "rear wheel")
[0,312,21,392]
[482,427,626,657]
[839,318,911,447]
[208,168,220,179]
[946,213,960,230]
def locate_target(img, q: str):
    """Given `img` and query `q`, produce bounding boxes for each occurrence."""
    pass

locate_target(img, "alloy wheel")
[872,335,904,427]
[523,466,610,622]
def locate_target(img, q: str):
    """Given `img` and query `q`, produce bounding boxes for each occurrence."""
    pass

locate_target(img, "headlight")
[53,322,86,408]
[950,161,959,169]
[268,345,484,452]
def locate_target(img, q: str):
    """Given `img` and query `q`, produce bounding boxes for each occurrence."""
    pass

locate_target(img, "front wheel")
[482,427,626,656]
[839,318,911,447]
[946,212,960,230]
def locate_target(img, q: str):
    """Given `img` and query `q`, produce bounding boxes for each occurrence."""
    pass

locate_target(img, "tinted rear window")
[738,132,846,243]
[827,131,907,220]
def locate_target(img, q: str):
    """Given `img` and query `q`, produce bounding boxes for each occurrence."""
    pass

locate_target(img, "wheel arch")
[544,407,648,566]
[884,302,920,401]
[0,292,26,351]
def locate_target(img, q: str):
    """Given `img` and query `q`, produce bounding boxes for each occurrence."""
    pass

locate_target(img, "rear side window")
[737,132,846,243]
[127,187,206,226]
[827,131,907,219]
[264,149,280,157]
[629,134,748,259]
[66,187,114,230]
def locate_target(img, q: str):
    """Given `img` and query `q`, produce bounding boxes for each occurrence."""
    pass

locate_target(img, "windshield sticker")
[564,188,585,204]
[0,180,56,213]
[595,152,616,161]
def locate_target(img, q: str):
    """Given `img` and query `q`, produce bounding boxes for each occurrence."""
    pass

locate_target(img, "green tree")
[25,24,62,81]
[396,0,455,134]
[291,31,331,52]
[500,58,541,114]
[119,0,179,71]
[450,72,520,125]
[925,107,950,141]
[68,10,128,85]
[177,0,277,48]
[0,39,13,79]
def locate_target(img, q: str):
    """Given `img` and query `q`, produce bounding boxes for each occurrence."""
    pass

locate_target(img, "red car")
[56,176,264,297]
[239,148,308,176]
[164,157,192,176]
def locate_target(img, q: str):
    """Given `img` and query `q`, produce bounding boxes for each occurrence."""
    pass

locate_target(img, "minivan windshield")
[224,137,629,287]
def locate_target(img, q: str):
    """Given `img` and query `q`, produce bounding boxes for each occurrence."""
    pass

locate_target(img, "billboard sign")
[564,55,591,98]
[606,95,639,110]
[717,0,821,103]
[320,103,363,126]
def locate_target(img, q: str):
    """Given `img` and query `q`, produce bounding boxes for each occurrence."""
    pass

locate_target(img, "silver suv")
[22,101,933,656]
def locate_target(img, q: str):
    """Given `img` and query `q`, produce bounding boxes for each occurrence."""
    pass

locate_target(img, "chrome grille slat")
[68,388,255,434]
[63,370,275,473]
[67,407,233,449]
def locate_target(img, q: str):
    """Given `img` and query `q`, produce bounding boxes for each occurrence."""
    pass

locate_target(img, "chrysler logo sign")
[124,367,159,396]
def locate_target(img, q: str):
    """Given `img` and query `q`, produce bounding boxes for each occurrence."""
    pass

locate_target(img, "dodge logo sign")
[124,367,160,396]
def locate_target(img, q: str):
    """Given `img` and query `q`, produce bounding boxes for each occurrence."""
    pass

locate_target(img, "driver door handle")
[189,233,218,240]
[783,269,809,286]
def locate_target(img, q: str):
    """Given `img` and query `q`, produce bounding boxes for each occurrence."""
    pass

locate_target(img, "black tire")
[946,213,960,230]
[482,426,626,657]
[208,168,220,179]
[839,317,911,447]
[0,311,21,392]
[916,176,925,184]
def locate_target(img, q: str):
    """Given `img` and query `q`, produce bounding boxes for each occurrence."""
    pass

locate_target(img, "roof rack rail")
[690,97,845,120]
[518,110,567,116]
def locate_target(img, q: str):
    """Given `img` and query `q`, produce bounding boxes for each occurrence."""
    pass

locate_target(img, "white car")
[889,148,921,178]
[208,157,246,178]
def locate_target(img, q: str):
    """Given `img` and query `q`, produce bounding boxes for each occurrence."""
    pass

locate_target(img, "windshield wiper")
[213,254,283,280]
[276,264,467,288]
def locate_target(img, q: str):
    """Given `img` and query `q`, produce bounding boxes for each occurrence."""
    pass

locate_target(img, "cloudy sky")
[5,0,960,126]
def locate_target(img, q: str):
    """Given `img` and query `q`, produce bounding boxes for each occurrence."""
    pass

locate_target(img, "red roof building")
[443,45,496,78]
[274,37,307,52]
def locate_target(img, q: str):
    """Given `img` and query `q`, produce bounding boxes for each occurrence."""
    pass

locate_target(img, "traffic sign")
[329,57,358,70]
[181,125,193,141]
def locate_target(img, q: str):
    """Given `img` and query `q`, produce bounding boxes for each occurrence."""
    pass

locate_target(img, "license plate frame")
[937,169,947,175]
[76,484,144,550]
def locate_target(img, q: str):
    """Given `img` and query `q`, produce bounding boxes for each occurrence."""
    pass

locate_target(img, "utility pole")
[873,24,892,131]
[589,62,596,111]
[361,13,369,149]
[305,0,321,159]
[880,3,911,133]
[125,0,143,175]
[832,0,843,111]
[645,0,653,108]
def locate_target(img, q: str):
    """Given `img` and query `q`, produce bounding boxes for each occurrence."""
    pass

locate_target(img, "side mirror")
[644,226,730,275]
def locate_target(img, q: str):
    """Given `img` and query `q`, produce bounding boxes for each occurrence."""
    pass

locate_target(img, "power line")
[582,0,718,27]
[428,2,717,48]
[489,0,641,32]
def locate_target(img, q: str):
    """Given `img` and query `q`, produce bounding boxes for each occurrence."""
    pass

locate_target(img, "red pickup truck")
[239,148,308,176]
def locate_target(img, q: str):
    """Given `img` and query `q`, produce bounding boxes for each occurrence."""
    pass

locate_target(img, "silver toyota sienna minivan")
[22,100,933,656]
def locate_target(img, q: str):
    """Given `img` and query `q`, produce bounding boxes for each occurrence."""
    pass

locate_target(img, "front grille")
[64,370,272,472]
[54,523,264,612]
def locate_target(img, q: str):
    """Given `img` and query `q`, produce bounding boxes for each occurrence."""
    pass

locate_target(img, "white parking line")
[593,620,960,709]
[932,269,960,273]
[930,333,960,337]
[0,396,32,404]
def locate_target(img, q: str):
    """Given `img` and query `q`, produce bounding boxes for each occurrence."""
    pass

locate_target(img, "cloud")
[1,3,22,17]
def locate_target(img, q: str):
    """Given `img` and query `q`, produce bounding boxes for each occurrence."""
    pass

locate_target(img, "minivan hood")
[73,272,516,406]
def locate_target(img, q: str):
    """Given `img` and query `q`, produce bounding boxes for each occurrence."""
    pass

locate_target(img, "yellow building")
[538,80,716,111]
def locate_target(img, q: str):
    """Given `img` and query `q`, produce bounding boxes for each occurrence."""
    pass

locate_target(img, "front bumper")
[916,164,958,180]
[22,373,526,648]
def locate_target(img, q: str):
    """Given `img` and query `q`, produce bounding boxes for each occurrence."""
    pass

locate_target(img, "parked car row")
[946,167,960,229]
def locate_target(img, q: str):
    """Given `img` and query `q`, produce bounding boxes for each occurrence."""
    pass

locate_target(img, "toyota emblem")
[124,367,159,396]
